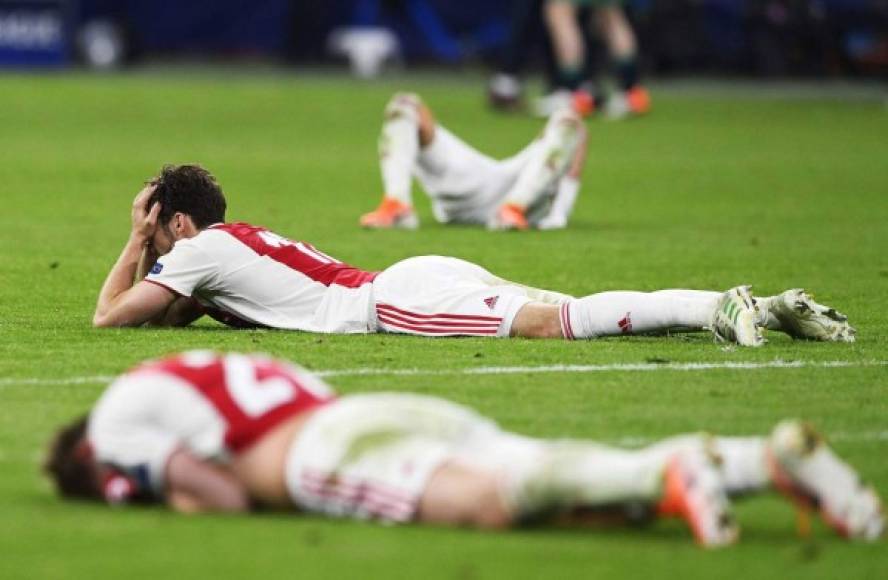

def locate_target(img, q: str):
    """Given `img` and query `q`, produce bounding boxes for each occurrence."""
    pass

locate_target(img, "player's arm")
[133,241,206,327]
[165,449,250,514]
[93,185,178,327]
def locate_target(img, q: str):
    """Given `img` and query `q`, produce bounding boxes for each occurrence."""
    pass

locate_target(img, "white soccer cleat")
[759,289,856,342]
[710,285,764,347]
[658,449,739,548]
[768,420,884,541]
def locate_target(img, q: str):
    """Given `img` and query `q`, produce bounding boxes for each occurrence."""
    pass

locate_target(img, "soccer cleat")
[767,420,884,541]
[487,73,525,112]
[487,203,529,231]
[534,89,594,119]
[710,285,764,347]
[604,86,651,119]
[657,449,739,548]
[758,289,856,342]
[359,197,418,230]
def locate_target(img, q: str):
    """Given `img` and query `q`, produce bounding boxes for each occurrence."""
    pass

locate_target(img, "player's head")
[44,415,102,501]
[148,164,227,253]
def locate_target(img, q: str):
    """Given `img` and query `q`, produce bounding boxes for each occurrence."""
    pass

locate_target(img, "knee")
[384,92,435,147]
[418,463,515,529]
[511,303,564,339]
[466,475,514,529]
[548,109,585,145]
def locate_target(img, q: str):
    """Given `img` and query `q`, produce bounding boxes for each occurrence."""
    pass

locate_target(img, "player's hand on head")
[131,184,160,243]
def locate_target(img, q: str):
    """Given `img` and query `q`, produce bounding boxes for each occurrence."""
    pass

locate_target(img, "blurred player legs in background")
[360,92,587,231]
[541,0,650,118]
[46,352,885,547]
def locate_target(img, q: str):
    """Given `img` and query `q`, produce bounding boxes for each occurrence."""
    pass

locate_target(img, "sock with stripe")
[559,290,721,339]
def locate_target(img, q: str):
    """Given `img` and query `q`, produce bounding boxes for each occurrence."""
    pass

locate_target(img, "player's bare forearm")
[135,244,159,282]
[165,450,251,514]
[145,296,204,327]
[94,184,175,327]
[93,236,151,326]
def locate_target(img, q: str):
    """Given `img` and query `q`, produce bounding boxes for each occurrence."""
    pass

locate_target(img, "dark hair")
[44,415,102,501]
[149,164,227,229]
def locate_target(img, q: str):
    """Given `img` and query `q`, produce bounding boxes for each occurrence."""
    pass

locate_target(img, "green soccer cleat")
[710,285,764,347]
[757,289,856,342]
[768,420,884,541]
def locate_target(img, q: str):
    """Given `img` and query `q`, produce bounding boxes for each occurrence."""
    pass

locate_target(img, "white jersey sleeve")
[88,375,182,494]
[145,238,219,297]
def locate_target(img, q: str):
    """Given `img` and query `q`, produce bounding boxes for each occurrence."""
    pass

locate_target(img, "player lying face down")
[92,164,855,347]
[46,351,883,547]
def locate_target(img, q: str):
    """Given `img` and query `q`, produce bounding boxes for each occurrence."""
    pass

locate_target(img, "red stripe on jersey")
[134,353,334,453]
[210,223,378,288]
[377,313,499,335]
[376,303,502,322]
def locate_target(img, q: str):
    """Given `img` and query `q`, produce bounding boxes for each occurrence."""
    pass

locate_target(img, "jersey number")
[256,231,341,264]
[223,354,298,417]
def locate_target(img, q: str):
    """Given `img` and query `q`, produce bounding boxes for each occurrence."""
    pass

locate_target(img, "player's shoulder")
[176,223,254,252]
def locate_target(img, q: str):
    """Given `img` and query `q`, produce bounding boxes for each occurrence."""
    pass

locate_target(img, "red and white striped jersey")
[88,351,335,495]
[145,223,378,333]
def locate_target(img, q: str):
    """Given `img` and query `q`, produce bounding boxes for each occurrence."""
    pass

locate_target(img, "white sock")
[638,435,770,496]
[503,109,583,209]
[713,437,770,495]
[560,290,720,339]
[538,176,580,229]
[378,100,419,206]
[503,441,664,517]
[552,176,580,219]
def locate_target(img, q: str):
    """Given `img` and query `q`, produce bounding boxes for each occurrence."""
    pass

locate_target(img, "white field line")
[315,359,888,378]
[1,359,885,387]
[610,431,888,448]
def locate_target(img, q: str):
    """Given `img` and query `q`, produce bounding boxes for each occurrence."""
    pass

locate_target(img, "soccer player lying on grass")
[92,163,856,348]
[46,351,883,547]
[360,93,586,231]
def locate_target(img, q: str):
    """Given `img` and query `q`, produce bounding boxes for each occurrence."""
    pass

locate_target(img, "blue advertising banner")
[0,0,69,67]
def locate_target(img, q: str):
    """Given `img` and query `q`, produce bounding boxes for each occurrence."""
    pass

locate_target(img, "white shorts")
[370,255,535,337]
[284,393,516,523]
[414,126,543,224]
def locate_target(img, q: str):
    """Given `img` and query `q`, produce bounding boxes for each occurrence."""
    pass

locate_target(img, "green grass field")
[0,71,886,579]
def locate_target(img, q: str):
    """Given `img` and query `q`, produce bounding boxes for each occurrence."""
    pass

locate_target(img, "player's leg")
[536,120,588,230]
[360,93,436,229]
[538,0,587,117]
[595,4,650,118]
[510,287,763,346]
[638,424,884,540]
[489,108,587,230]
[453,430,738,546]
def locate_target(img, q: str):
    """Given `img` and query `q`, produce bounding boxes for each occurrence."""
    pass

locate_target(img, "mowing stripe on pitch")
[1,359,885,387]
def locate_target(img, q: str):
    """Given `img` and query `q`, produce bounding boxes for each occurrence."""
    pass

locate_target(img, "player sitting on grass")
[359,92,587,231]
[46,351,884,547]
[92,163,856,348]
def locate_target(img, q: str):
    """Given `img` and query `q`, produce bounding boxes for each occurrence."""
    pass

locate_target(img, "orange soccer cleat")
[359,197,418,229]
[487,203,529,231]
[657,450,739,548]
[626,86,651,116]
